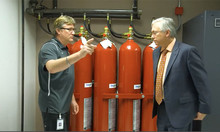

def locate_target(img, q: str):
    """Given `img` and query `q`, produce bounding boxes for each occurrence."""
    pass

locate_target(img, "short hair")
[151,17,176,37]
[53,15,76,36]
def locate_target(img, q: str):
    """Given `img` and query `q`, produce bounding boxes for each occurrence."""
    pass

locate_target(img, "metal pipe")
[31,9,141,15]
[26,8,142,19]
[133,0,138,12]
[53,0,57,9]
[26,0,143,36]
[178,0,181,7]
[176,0,182,31]
[29,0,38,8]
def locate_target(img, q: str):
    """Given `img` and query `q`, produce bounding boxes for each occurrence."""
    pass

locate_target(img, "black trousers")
[157,101,192,131]
[41,111,70,131]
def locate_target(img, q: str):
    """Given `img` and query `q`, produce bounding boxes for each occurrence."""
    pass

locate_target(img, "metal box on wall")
[183,10,220,131]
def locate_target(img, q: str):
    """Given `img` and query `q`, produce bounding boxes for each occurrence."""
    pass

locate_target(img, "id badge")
[57,113,64,130]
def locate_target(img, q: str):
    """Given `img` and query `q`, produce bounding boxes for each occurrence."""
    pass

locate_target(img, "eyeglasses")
[60,27,75,32]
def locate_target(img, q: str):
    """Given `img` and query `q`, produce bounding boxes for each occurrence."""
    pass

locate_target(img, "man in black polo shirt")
[38,15,96,131]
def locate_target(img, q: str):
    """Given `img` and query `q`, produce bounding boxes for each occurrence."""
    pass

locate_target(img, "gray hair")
[151,17,176,37]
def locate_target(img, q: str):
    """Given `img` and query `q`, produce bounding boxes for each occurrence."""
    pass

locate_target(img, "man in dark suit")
[151,17,211,131]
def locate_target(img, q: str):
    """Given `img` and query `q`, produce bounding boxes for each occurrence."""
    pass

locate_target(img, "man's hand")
[194,112,206,120]
[80,38,97,57]
[71,99,79,115]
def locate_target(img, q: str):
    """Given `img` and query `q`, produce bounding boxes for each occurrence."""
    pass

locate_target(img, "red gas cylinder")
[118,33,142,131]
[67,27,93,131]
[141,42,157,131]
[93,27,117,131]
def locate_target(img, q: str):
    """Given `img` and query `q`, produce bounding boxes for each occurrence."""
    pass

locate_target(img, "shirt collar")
[52,37,68,50]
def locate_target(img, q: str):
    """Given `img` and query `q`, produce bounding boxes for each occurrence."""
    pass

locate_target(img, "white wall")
[0,0,37,131]
[0,0,21,130]
[24,0,37,130]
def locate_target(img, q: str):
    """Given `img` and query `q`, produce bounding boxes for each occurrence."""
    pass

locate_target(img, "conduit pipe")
[83,14,102,38]
[107,14,123,38]
[27,0,141,18]
[38,14,53,35]
[26,8,142,19]
[27,0,146,38]
[46,18,52,33]
[53,0,57,9]
[175,0,183,31]
[130,14,151,39]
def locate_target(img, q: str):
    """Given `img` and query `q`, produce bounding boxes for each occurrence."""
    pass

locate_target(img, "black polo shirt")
[38,37,74,114]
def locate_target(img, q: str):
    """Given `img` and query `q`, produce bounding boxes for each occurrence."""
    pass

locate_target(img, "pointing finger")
[86,38,94,45]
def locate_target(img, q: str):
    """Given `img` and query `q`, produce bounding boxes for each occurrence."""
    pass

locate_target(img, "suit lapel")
[164,41,180,82]
[153,47,161,82]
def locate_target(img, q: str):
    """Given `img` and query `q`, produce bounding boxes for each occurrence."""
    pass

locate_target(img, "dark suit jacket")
[152,41,211,128]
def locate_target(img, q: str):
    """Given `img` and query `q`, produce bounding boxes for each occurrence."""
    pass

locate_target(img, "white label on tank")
[84,82,92,88]
[134,84,141,89]
[109,83,116,89]
[84,97,92,130]
[100,39,112,49]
